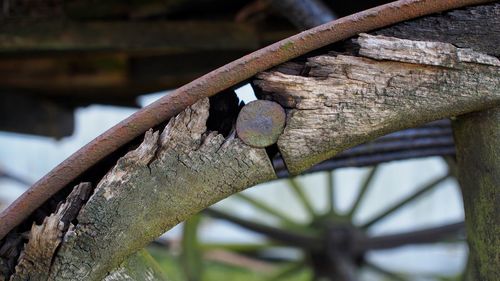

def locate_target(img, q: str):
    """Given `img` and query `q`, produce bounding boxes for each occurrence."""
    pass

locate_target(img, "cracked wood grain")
[43,98,275,280]
[254,34,500,174]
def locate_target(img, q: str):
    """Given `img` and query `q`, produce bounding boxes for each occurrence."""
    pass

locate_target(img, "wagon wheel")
[174,156,468,281]
[0,1,498,281]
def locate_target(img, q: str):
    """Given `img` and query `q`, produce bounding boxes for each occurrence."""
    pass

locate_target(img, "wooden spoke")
[361,173,450,229]
[199,242,279,253]
[180,214,203,281]
[204,209,321,250]
[327,171,337,215]
[347,165,379,218]
[357,221,465,252]
[287,178,317,218]
[235,193,299,227]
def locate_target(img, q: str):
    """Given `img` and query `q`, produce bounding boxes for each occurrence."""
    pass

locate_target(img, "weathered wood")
[0,20,259,53]
[375,3,500,56]
[104,250,168,281]
[64,0,210,19]
[10,183,92,281]
[254,34,500,174]
[0,19,291,103]
[0,54,128,93]
[0,51,248,106]
[3,0,248,20]
[33,98,275,280]
[452,108,500,281]
[0,27,293,108]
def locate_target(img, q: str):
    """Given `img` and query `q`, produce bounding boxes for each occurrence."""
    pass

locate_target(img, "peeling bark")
[254,34,500,174]
[43,98,275,280]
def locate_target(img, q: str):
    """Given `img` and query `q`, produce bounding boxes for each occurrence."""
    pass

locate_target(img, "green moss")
[281,41,295,52]
[453,108,500,281]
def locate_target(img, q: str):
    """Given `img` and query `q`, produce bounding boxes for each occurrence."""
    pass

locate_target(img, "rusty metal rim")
[0,0,493,240]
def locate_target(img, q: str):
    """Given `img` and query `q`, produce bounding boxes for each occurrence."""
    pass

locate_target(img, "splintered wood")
[43,98,275,280]
[254,34,500,174]
[10,183,92,281]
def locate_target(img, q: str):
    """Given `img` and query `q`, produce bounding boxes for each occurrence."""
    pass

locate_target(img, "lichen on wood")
[43,98,276,280]
[254,34,500,174]
[453,108,500,281]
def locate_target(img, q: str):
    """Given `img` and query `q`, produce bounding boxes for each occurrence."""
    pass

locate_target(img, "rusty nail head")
[236,100,286,148]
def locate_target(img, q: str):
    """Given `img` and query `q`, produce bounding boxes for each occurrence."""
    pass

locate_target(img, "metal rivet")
[236,100,286,148]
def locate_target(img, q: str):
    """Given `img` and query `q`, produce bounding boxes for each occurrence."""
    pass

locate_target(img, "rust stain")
[0,0,494,240]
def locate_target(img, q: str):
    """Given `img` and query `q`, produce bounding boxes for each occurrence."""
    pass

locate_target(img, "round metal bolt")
[236,100,286,148]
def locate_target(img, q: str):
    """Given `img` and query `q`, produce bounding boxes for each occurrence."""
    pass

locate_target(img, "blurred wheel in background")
[149,156,469,281]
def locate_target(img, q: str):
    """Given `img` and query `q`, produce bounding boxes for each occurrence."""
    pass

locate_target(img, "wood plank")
[0,20,259,53]
[0,21,293,104]
[63,0,248,20]
[0,50,248,103]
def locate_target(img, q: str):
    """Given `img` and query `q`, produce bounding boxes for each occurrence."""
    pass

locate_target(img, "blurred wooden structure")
[0,0,391,137]
[0,0,296,137]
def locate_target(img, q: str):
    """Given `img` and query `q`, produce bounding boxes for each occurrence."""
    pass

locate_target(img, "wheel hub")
[308,219,367,279]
